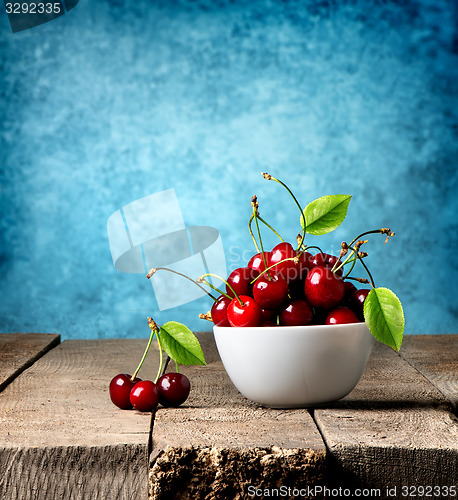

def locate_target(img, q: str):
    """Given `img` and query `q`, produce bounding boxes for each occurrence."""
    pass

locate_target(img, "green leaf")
[364,287,405,351]
[157,321,206,366]
[301,195,352,235]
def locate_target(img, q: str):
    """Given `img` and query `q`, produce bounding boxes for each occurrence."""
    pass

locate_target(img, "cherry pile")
[196,174,397,330]
[210,242,369,328]
[109,317,192,412]
[109,371,191,411]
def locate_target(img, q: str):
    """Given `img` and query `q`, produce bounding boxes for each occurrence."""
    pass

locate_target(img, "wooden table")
[0,333,456,499]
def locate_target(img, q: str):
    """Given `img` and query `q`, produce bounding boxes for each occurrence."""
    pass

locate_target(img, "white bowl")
[213,323,374,408]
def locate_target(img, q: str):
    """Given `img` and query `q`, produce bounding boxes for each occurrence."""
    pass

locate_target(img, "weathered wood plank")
[149,333,327,500]
[3,333,455,499]
[0,338,161,500]
[400,334,458,413]
[0,333,60,392]
[0,444,146,500]
[314,340,458,491]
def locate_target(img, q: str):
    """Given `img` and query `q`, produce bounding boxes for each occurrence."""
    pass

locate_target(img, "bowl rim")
[213,321,369,331]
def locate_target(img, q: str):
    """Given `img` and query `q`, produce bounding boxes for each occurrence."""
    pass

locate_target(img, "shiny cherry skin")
[349,288,370,320]
[157,373,191,407]
[247,251,272,276]
[260,307,277,322]
[109,373,142,410]
[253,274,289,310]
[227,295,262,327]
[326,306,360,325]
[296,250,313,281]
[311,253,343,276]
[280,299,313,326]
[129,380,159,412]
[211,295,231,327]
[343,281,358,302]
[269,242,299,282]
[304,266,345,309]
[226,267,258,297]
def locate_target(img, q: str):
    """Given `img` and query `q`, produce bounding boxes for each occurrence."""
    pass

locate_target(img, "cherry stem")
[297,227,306,252]
[332,249,354,274]
[248,214,260,253]
[198,278,232,301]
[346,276,370,284]
[132,317,159,382]
[262,173,306,250]
[146,267,217,301]
[199,312,213,322]
[252,203,272,280]
[250,257,297,284]
[346,244,375,288]
[348,229,393,248]
[154,332,164,384]
[263,173,304,221]
[337,229,392,282]
[343,256,358,279]
[174,359,179,373]
[258,215,284,242]
[333,250,362,276]
[304,245,324,254]
[199,273,244,306]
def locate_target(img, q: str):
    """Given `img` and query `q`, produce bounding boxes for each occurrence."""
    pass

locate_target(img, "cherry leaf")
[158,321,206,366]
[363,287,404,351]
[301,194,352,235]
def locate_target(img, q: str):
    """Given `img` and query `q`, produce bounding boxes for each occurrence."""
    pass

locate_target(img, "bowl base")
[259,400,339,409]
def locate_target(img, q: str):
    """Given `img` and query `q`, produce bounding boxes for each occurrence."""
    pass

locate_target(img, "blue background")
[1,0,457,340]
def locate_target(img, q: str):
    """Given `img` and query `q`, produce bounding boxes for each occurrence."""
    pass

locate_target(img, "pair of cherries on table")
[109,372,190,412]
[211,242,369,327]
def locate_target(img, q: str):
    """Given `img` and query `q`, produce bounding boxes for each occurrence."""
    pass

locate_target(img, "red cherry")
[304,266,345,309]
[157,373,191,407]
[226,267,258,297]
[211,295,231,326]
[260,320,277,327]
[247,251,272,276]
[109,373,142,410]
[269,242,299,282]
[252,274,289,310]
[343,281,358,302]
[349,288,370,320]
[296,250,313,280]
[311,252,334,267]
[227,295,262,327]
[279,299,313,326]
[311,253,343,276]
[260,307,277,322]
[326,306,360,325]
[129,380,159,412]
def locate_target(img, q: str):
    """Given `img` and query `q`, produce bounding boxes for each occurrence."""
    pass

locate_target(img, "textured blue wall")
[1,1,457,339]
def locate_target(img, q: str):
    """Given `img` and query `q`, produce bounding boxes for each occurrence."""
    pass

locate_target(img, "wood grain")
[2,332,456,499]
[0,338,161,500]
[0,333,60,392]
[400,334,458,413]
[149,333,327,500]
[314,341,458,490]
[0,444,147,500]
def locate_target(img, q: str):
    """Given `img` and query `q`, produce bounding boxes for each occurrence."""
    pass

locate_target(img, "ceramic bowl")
[213,322,374,408]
